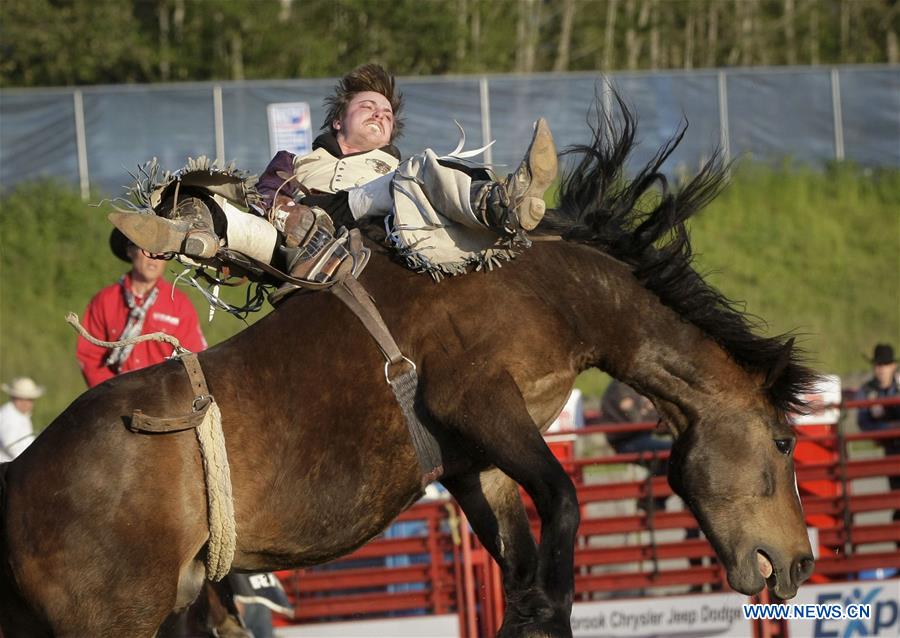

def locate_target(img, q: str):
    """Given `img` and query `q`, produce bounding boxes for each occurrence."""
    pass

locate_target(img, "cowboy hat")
[1,377,45,400]
[109,228,134,262]
[870,343,896,365]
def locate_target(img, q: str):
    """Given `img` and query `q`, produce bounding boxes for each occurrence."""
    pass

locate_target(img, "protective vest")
[292,147,399,194]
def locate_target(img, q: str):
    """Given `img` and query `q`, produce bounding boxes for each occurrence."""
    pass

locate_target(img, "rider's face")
[333,91,394,154]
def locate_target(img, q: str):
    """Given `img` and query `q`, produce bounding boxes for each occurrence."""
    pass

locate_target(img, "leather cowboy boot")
[109,197,220,259]
[471,117,557,236]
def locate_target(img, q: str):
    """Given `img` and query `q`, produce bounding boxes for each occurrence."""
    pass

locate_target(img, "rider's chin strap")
[331,277,444,487]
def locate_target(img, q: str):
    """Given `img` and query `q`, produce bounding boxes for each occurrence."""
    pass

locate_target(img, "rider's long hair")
[322,64,405,141]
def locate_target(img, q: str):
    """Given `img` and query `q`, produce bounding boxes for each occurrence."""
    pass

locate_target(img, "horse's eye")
[774,438,794,455]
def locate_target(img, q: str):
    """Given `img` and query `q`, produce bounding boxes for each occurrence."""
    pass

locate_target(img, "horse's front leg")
[443,468,548,633]
[512,437,580,629]
[432,373,580,637]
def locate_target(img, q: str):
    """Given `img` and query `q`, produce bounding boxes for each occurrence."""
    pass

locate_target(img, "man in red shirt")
[76,229,207,387]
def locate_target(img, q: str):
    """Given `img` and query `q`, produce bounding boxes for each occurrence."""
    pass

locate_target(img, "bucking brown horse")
[0,99,817,637]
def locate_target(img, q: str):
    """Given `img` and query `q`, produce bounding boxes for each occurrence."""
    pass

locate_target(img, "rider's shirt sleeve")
[257,151,299,210]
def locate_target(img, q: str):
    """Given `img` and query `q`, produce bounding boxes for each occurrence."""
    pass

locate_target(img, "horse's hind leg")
[8,538,204,638]
[0,565,52,638]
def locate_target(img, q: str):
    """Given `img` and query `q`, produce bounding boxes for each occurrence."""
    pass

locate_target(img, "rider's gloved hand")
[283,205,335,249]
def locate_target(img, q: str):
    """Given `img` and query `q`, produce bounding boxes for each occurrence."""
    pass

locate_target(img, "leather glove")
[284,205,334,248]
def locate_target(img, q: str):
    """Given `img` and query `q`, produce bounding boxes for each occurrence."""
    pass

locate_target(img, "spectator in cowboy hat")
[856,343,900,525]
[75,229,207,388]
[0,376,45,461]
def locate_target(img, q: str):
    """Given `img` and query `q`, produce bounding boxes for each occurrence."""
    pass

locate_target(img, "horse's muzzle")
[729,548,815,600]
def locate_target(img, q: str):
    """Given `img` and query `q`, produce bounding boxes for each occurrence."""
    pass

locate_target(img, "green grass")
[689,162,900,376]
[2,164,899,428]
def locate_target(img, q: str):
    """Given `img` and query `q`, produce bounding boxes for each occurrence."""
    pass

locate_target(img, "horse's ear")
[764,337,795,390]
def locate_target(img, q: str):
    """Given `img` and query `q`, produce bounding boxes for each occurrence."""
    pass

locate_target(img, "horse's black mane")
[543,93,818,415]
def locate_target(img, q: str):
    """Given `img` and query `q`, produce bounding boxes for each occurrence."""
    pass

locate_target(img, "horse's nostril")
[792,555,815,583]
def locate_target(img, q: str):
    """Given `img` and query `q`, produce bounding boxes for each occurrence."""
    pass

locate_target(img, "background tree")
[0,0,896,87]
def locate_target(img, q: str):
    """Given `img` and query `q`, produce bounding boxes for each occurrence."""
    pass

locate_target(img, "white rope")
[194,400,236,581]
[65,312,188,355]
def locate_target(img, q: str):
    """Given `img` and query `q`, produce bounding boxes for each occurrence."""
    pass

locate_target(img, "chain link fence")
[1,65,897,198]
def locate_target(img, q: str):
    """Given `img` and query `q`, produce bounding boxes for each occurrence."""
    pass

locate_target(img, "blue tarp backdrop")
[1,65,897,197]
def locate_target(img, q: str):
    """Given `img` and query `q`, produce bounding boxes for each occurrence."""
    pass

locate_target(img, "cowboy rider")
[111,64,558,283]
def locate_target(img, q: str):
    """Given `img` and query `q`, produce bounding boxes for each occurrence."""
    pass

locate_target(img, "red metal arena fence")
[271,395,900,637]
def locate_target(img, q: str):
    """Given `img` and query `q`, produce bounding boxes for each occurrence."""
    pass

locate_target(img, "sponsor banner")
[267,102,313,157]
[275,613,459,637]
[787,578,900,638]
[571,591,751,637]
